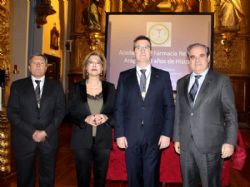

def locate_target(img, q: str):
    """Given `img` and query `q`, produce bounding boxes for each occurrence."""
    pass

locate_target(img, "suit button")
[190,113,194,116]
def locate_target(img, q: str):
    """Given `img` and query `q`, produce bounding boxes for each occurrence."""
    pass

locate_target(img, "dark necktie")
[189,75,201,102]
[140,69,146,93]
[35,80,41,106]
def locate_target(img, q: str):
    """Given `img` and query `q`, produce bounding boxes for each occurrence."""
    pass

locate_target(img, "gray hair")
[28,54,48,65]
[186,43,210,58]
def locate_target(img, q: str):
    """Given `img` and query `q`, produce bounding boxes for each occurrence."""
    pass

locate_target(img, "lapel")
[40,77,49,105]
[127,68,143,101]
[100,81,108,113]
[183,74,192,108]
[144,67,158,101]
[79,80,91,114]
[193,70,213,109]
[79,80,87,102]
[40,77,53,110]
[27,77,39,108]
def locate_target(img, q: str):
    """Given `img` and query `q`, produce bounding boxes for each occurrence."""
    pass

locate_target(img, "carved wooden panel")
[213,34,249,75]
[230,76,250,122]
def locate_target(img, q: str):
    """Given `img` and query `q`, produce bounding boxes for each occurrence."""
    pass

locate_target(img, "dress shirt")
[188,68,209,102]
[31,76,45,97]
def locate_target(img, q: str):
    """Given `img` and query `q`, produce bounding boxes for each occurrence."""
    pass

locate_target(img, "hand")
[174,141,181,154]
[85,115,97,126]
[221,143,234,158]
[116,137,128,149]
[94,114,108,126]
[158,135,170,149]
[32,130,47,142]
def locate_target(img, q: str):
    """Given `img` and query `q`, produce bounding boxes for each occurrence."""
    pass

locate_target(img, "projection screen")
[105,13,214,90]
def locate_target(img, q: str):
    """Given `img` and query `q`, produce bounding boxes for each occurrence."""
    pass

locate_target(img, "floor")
[0,122,249,187]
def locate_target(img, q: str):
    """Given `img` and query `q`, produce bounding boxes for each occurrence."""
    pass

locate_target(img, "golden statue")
[218,0,244,31]
[84,0,104,31]
[170,0,191,12]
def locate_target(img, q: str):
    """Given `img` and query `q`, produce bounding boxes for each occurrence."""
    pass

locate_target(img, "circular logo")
[149,24,169,45]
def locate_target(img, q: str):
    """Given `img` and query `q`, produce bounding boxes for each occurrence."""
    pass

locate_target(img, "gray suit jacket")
[173,69,238,154]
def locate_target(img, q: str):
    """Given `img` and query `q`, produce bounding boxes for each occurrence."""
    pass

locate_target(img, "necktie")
[189,75,201,102]
[140,69,146,93]
[35,80,41,106]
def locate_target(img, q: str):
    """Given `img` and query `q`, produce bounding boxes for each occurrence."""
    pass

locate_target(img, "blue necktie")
[189,75,201,101]
[140,69,146,93]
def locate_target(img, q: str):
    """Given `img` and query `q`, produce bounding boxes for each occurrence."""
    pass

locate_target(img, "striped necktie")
[189,75,201,101]
[35,80,41,106]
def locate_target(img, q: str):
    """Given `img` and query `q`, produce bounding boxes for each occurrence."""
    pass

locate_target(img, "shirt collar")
[191,68,209,79]
[31,75,45,83]
[136,64,151,75]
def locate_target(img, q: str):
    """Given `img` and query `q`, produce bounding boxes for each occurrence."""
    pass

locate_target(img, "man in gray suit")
[173,43,238,187]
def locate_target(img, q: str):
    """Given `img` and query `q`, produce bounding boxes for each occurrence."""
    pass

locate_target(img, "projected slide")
[105,13,213,90]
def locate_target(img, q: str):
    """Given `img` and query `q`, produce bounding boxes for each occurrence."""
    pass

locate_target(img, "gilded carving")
[170,0,192,12]
[35,0,56,28]
[83,0,104,32]
[0,1,11,175]
[211,0,248,74]
[0,109,11,173]
[0,0,7,6]
[218,0,244,31]
[122,0,160,12]
[0,6,10,77]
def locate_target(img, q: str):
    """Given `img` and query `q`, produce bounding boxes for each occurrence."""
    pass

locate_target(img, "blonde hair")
[82,51,107,80]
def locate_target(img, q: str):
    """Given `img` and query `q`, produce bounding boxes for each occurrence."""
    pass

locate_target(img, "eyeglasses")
[189,53,206,61]
[135,45,151,51]
[87,61,102,66]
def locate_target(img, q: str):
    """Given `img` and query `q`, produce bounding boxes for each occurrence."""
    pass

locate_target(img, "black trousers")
[15,146,56,187]
[180,138,223,187]
[73,141,110,187]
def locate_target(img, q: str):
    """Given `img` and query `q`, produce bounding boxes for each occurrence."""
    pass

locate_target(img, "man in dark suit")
[173,43,238,187]
[7,54,65,187]
[115,35,175,187]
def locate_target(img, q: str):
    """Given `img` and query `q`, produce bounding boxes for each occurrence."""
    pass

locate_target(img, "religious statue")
[218,0,244,31]
[170,0,191,12]
[84,0,105,31]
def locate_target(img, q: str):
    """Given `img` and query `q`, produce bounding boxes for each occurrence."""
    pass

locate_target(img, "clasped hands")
[32,130,47,142]
[85,114,108,126]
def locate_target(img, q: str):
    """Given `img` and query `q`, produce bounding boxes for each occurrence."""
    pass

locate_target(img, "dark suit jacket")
[7,77,65,155]
[173,69,238,153]
[68,80,116,150]
[115,67,175,146]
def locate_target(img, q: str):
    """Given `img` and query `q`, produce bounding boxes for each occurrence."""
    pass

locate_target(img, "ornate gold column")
[0,108,11,175]
[0,0,12,177]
